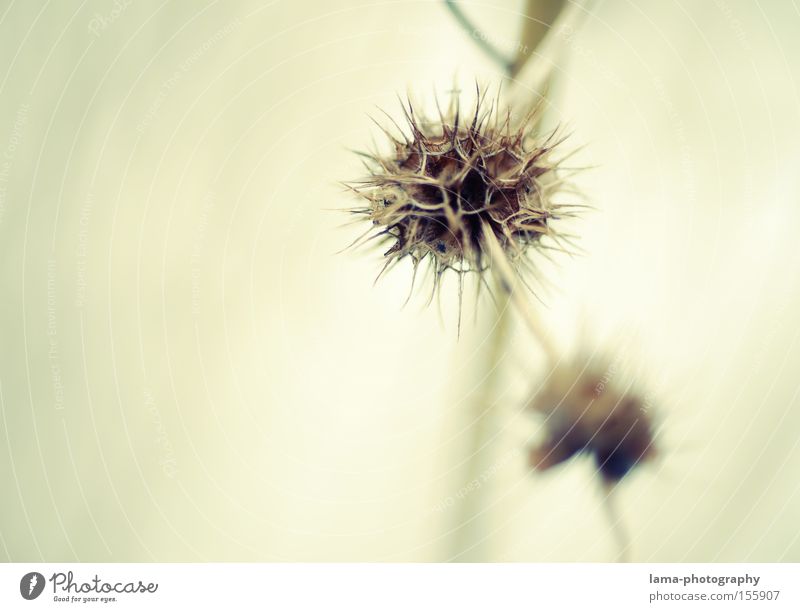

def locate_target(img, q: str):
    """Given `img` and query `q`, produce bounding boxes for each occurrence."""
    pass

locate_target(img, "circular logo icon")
[20,572,45,600]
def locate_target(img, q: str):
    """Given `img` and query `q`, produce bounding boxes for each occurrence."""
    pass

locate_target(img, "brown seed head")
[347,87,580,298]
[529,355,656,483]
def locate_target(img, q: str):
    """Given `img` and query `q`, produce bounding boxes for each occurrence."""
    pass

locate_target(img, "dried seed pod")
[346,87,581,304]
[529,355,656,483]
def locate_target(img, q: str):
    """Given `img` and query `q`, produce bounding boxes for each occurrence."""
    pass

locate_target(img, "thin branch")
[481,221,558,364]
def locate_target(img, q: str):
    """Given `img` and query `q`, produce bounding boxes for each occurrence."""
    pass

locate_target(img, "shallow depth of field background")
[1,0,799,561]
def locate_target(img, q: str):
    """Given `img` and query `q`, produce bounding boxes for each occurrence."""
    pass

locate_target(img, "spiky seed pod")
[529,356,656,483]
[347,88,580,303]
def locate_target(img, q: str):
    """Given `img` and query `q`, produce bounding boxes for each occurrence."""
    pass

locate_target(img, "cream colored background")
[0,0,799,561]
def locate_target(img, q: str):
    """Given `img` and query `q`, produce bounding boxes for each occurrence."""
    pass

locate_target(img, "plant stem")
[481,222,559,364]
[601,481,632,562]
[511,0,569,77]
[449,284,510,561]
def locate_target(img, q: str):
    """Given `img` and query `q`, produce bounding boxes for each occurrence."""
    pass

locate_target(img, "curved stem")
[481,222,559,364]
[601,481,632,563]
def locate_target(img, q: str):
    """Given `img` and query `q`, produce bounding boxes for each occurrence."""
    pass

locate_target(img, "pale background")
[0,0,799,561]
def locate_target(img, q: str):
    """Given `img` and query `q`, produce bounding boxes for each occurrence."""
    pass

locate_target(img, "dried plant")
[343,85,655,563]
[528,355,656,483]
[528,353,657,561]
[346,87,583,330]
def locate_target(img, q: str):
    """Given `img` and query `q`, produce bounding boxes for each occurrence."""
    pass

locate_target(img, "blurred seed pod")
[529,353,657,483]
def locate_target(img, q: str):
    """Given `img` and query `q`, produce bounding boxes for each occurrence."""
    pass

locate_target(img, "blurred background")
[1,0,799,562]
